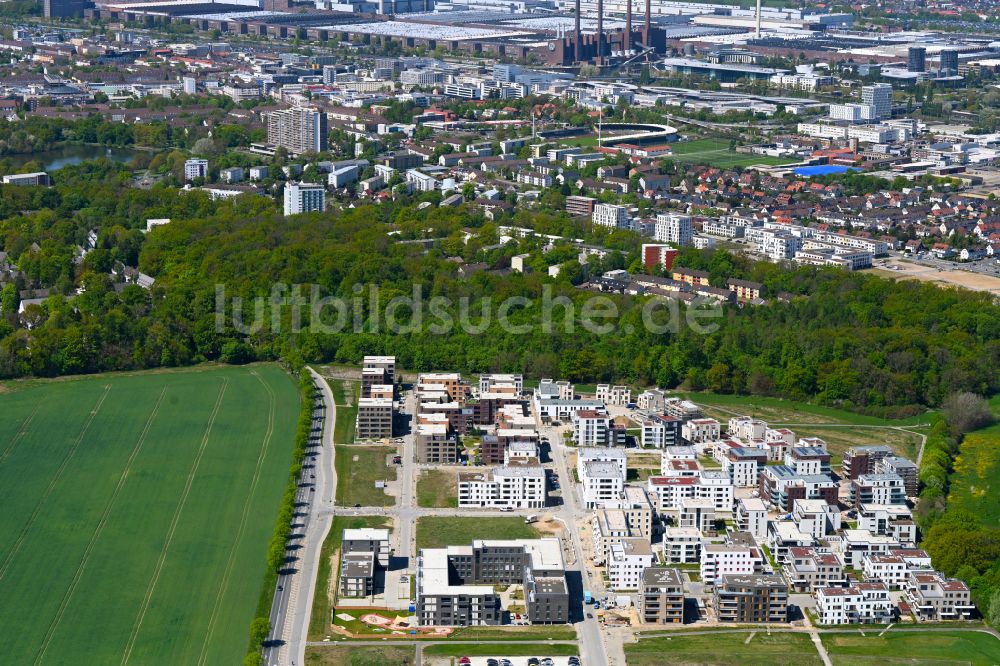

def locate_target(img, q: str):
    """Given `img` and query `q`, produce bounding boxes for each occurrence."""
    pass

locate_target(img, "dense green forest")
[0,160,997,417]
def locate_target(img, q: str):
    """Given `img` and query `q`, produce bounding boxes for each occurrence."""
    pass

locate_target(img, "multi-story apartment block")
[793,498,841,538]
[663,527,702,563]
[678,497,716,533]
[842,445,894,480]
[848,474,907,508]
[736,498,769,541]
[581,460,625,509]
[608,538,655,590]
[654,213,694,246]
[768,520,816,564]
[593,203,630,229]
[875,456,918,497]
[837,529,900,569]
[641,413,682,448]
[784,446,831,476]
[858,503,916,546]
[340,552,376,598]
[577,447,628,480]
[759,466,838,512]
[566,195,597,217]
[640,567,684,624]
[786,547,846,592]
[572,409,625,447]
[415,423,459,464]
[862,554,908,590]
[701,543,754,586]
[418,373,470,402]
[363,356,396,385]
[457,461,546,509]
[356,397,393,440]
[724,447,767,487]
[595,384,632,406]
[904,571,974,621]
[478,373,523,396]
[283,181,326,216]
[417,539,568,626]
[714,574,788,623]
[646,471,733,514]
[343,528,391,567]
[681,418,721,444]
[184,158,208,181]
[671,268,710,287]
[816,583,894,625]
[746,227,802,261]
[727,416,767,441]
[267,106,328,155]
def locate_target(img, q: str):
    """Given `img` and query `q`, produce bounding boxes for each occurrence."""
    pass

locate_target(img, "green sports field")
[0,364,299,665]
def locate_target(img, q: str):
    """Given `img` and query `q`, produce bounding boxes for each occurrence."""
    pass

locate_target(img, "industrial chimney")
[575,0,581,62]
[625,0,632,54]
[597,0,604,64]
[755,0,762,38]
[644,0,650,35]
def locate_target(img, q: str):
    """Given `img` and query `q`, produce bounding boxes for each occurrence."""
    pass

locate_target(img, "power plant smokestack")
[755,0,761,37]
[644,0,650,35]
[597,0,604,64]
[625,0,632,54]
[574,0,581,62]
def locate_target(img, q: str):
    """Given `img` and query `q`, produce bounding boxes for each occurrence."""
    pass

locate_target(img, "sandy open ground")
[871,261,1000,294]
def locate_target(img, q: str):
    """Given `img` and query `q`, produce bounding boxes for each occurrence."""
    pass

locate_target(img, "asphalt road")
[263,369,338,666]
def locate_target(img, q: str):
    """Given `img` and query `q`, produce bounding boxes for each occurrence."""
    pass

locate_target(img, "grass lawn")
[822,629,1000,665]
[673,391,936,426]
[334,445,396,507]
[0,364,299,666]
[329,379,360,445]
[416,468,458,508]
[305,645,415,665]
[626,631,822,665]
[670,137,797,168]
[310,515,393,640]
[450,625,578,641]
[786,425,923,466]
[423,643,579,657]
[946,423,1000,529]
[416,516,542,550]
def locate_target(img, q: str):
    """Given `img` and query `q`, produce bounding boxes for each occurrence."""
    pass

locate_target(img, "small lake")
[2,145,144,171]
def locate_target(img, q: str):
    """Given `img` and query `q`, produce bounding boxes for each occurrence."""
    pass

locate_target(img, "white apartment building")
[861,83,892,120]
[642,414,681,449]
[479,373,523,395]
[577,447,627,480]
[654,213,694,246]
[862,554,908,590]
[595,384,631,406]
[681,418,720,444]
[581,460,625,509]
[457,464,546,509]
[572,410,616,447]
[283,181,326,216]
[727,416,768,440]
[646,471,733,514]
[701,543,754,586]
[663,527,702,563]
[184,158,208,181]
[736,498,768,541]
[816,583,894,625]
[793,498,841,538]
[608,539,655,591]
[746,227,803,261]
[592,203,630,229]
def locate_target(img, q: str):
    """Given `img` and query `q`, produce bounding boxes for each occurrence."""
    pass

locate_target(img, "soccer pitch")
[0,364,300,665]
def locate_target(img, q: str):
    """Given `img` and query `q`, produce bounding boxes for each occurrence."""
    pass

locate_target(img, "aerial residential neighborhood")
[0,0,999,664]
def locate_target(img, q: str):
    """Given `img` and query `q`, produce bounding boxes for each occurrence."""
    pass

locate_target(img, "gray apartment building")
[417,539,568,626]
[339,528,390,598]
[416,424,460,463]
[356,397,393,440]
[640,567,685,624]
[714,574,788,623]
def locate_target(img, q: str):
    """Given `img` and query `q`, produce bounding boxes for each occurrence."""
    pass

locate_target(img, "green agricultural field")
[626,631,823,666]
[0,364,299,666]
[416,516,542,550]
[822,629,1000,665]
[946,424,1000,528]
[334,445,397,507]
